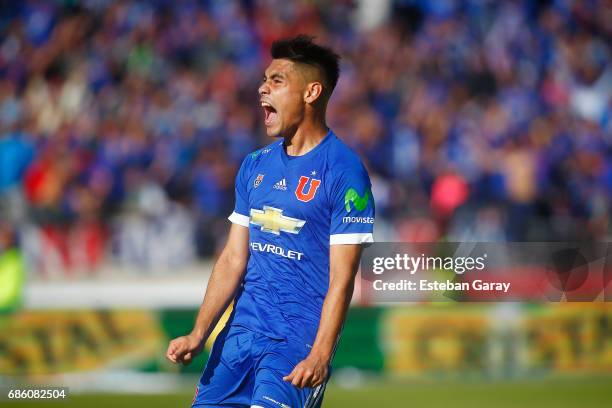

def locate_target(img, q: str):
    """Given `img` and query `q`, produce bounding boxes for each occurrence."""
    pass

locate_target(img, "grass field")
[5,376,611,408]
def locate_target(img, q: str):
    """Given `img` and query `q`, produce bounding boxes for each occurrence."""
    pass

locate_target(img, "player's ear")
[304,82,323,104]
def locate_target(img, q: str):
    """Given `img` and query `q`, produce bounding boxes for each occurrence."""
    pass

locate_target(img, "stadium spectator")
[0,0,610,275]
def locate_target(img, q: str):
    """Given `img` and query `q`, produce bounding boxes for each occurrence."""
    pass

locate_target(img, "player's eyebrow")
[263,72,285,81]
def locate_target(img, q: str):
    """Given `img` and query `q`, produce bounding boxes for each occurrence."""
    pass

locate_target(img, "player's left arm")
[283,243,362,388]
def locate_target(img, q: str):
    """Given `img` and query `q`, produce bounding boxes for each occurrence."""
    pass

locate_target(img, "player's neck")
[283,120,328,157]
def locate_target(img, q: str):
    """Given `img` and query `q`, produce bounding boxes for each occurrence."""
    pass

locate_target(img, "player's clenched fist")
[283,354,329,388]
[166,333,204,365]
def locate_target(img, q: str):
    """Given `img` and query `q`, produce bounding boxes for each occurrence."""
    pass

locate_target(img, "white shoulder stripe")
[228,211,250,227]
[330,233,374,245]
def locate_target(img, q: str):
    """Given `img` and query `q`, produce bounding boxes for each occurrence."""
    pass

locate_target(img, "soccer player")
[166,35,375,408]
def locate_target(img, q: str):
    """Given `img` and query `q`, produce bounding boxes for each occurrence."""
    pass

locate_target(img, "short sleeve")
[329,165,375,245]
[228,156,251,227]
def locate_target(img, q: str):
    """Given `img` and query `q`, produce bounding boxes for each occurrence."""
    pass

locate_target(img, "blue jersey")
[227,130,375,345]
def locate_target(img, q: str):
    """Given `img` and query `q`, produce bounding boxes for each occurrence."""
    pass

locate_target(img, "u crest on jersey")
[295,176,321,202]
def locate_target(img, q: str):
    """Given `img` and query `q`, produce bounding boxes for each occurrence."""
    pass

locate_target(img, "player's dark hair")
[271,35,341,95]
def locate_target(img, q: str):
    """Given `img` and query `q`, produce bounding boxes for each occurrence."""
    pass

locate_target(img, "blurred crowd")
[0,0,611,274]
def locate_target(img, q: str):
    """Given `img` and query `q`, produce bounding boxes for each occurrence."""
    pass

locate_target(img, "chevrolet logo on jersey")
[250,206,306,235]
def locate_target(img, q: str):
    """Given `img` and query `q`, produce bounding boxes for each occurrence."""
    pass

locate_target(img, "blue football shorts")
[192,325,325,408]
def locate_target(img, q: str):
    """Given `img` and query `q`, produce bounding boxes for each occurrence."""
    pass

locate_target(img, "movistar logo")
[344,188,370,212]
[250,148,271,159]
[342,216,374,224]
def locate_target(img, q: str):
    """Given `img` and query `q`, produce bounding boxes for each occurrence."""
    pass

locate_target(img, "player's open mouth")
[261,101,278,126]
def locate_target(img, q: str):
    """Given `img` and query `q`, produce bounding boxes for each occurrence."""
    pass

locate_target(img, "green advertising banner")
[1,305,610,380]
[382,304,612,377]
[0,310,164,376]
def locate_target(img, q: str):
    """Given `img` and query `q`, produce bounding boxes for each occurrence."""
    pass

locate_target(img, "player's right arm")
[165,222,249,365]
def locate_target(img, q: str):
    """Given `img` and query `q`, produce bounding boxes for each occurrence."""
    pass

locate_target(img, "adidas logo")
[273,178,287,191]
